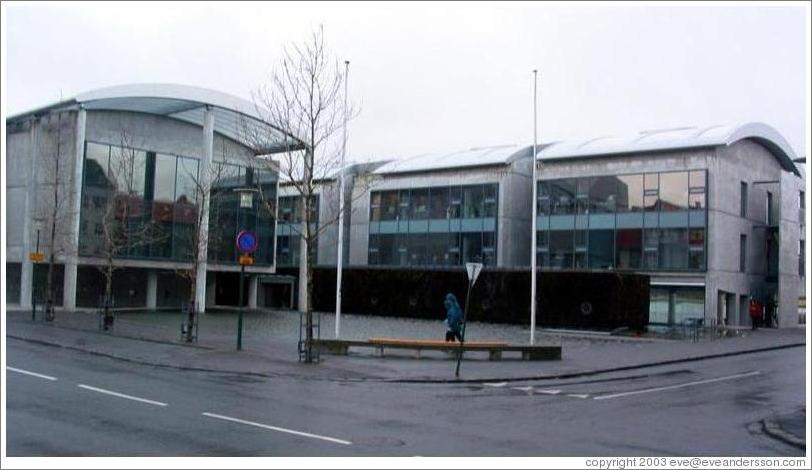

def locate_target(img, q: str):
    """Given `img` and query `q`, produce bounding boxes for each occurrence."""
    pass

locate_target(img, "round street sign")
[236,230,258,254]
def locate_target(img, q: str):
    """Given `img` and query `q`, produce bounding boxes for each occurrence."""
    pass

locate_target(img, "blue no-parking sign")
[236,230,258,254]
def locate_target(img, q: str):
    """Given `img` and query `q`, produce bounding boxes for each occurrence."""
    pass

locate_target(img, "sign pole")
[237,263,245,350]
[31,228,42,321]
[456,262,482,378]
[455,278,474,378]
[234,229,257,351]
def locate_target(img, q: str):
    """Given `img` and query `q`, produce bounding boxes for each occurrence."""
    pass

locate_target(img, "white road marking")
[77,384,168,407]
[7,366,57,381]
[593,371,761,401]
[536,389,561,395]
[512,386,534,392]
[202,412,352,446]
[566,394,590,399]
[483,382,508,387]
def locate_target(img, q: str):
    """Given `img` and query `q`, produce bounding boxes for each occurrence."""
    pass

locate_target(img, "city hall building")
[335,125,804,329]
[533,124,804,329]
[5,84,296,313]
[5,83,805,329]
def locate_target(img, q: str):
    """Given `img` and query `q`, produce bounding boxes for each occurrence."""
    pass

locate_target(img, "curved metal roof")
[373,144,531,175]
[539,122,800,175]
[6,83,304,154]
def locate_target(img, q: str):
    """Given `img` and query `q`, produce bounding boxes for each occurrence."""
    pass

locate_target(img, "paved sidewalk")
[4,308,807,382]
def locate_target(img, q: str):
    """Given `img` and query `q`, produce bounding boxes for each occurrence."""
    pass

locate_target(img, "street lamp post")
[234,187,258,351]
[335,59,350,339]
[530,69,539,345]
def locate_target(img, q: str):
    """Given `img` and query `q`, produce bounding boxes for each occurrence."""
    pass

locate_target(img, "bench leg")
[489,350,502,361]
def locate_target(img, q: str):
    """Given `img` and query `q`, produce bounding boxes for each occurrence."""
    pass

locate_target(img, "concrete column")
[206,272,217,308]
[63,108,86,311]
[248,274,258,309]
[146,270,158,310]
[20,118,39,309]
[195,106,215,313]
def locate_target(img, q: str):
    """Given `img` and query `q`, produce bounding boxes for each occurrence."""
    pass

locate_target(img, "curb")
[6,335,282,380]
[6,334,383,383]
[762,419,805,450]
[6,318,214,350]
[381,342,807,383]
[7,332,805,384]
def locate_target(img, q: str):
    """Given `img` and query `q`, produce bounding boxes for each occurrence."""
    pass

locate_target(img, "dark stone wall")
[278,266,649,331]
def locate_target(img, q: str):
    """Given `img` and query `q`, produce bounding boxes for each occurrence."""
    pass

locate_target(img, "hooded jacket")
[444,293,463,334]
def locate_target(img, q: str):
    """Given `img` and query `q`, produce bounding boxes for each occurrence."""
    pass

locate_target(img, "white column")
[20,118,39,309]
[248,274,258,309]
[146,270,158,310]
[195,106,215,313]
[63,108,86,311]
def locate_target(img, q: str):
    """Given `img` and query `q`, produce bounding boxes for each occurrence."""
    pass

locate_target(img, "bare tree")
[248,26,357,362]
[173,150,230,342]
[95,130,165,329]
[35,111,75,320]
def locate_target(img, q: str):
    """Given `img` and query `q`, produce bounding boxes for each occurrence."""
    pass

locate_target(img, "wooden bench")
[312,338,561,361]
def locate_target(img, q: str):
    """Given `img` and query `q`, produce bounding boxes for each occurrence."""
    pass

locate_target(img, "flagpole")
[336,59,349,339]
[530,69,538,345]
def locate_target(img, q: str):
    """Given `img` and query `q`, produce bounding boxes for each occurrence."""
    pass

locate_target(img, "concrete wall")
[502,153,533,266]
[778,168,804,327]
[712,140,801,327]
[6,113,78,264]
[5,127,32,262]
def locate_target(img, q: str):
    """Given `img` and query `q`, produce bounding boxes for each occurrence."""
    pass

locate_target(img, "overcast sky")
[3,2,808,161]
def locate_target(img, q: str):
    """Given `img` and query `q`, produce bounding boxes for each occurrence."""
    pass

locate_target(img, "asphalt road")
[5,338,806,456]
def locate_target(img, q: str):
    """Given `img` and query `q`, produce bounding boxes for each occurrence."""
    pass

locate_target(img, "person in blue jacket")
[444,293,463,342]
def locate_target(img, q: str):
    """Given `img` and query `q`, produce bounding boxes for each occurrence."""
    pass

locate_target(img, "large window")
[538,170,707,271]
[550,179,577,215]
[591,176,620,213]
[588,230,614,269]
[79,141,277,266]
[740,234,747,272]
[650,286,705,325]
[369,183,498,267]
[658,172,688,211]
[740,182,748,217]
[616,229,642,269]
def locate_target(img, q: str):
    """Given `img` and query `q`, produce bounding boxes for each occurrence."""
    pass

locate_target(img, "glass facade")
[537,170,707,271]
[368,183,498,267]
[79,141,278,266]
[649,286,705,325]
[276,194,320,267]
